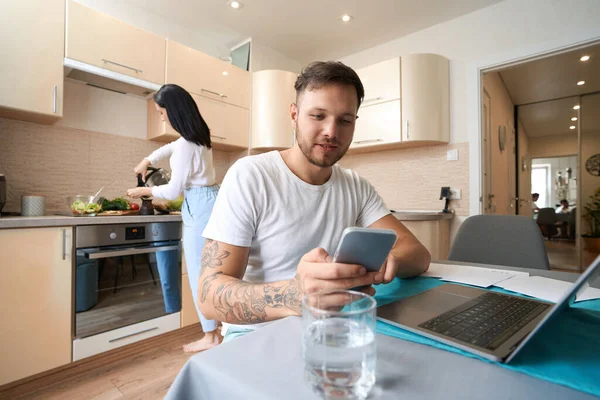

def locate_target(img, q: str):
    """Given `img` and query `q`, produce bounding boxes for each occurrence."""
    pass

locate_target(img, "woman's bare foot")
[183,330,222,353]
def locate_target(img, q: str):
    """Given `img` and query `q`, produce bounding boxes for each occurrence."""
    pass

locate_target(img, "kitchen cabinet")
[353,100,401,148]
[348,54,449,153]
[251,70,297,149]
[147,93,249,150]
[0,227,73,386]
[403,219,450,260]
[401,54,450,143]
[166,40,250,109]
[0,0,64,124]
[356,58,401,107]
[66,0,166,85]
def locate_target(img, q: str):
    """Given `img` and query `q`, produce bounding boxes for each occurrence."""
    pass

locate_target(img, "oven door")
[75,240,182,339]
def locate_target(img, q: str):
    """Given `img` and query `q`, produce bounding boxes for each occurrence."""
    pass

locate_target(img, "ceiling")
[495,43,600,138]
[122,0,502,63]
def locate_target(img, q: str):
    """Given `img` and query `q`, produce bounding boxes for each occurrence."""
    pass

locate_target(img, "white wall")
[532,156,578,208]
[251,42,303,74]
[336,0,600,216]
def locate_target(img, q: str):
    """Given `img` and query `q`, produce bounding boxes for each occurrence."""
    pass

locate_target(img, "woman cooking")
[127,84,221,353]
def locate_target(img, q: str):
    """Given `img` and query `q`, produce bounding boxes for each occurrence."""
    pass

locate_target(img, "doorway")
[481,42,600,271]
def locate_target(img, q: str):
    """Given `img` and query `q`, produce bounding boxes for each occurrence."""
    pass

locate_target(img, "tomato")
[130,203,140,211]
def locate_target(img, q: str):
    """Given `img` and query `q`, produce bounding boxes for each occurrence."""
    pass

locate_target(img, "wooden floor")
[0,324,205,400]
[545,240,597,272]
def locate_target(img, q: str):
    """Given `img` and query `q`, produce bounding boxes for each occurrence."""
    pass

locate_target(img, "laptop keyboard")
[418,292,550,350]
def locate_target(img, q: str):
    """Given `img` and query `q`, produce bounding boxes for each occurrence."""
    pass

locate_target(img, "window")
[531,165,551,208]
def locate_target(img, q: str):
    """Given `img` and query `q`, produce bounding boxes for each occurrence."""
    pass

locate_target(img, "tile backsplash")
[340,143,469,216]
[0,118,234,213]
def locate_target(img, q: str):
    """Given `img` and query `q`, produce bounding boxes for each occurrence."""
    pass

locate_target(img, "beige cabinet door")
[0,227,73,386]
[0,0,64,123]
[356,58,400,107]
[195,95,249,150]
[352,100,401,149]
[166,40,250,109]
[401,54,450,143]
[66,0,165,85]
[147,94,248,150]
[181,273,200,327]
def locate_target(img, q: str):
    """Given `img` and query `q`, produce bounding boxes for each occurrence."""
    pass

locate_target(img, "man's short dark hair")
[532,193,539,198]
[294,61,365,110]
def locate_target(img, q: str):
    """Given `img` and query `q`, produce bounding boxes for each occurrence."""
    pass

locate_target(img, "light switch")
[449,188,461,200]
[447,149,458,161]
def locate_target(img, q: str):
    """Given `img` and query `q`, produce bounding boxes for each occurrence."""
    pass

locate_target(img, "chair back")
[448,214,550,270]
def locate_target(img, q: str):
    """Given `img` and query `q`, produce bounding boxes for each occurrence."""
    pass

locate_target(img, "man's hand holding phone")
[293,247,382,298]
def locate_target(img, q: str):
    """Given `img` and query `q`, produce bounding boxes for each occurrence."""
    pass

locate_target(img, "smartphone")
[333,227,398,272]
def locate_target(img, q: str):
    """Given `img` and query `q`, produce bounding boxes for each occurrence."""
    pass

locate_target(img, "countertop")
[391,209,454,221]
[0,213,182,229]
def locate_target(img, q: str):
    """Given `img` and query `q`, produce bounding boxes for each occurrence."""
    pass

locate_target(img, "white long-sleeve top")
[146,138,216,200]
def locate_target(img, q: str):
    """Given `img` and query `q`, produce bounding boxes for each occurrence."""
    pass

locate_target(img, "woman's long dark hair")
[154,84,212,148]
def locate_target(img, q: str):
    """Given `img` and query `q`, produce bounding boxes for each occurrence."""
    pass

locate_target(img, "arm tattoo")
[198,240,304,323]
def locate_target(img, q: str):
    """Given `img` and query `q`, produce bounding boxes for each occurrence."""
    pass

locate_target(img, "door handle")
[53,85,57,113]
[212,135,227,140]
[62,228,67,260]
[353,138,383,145]
[405,120,410,140]
[201,88,227,99]
[101,58,143,74]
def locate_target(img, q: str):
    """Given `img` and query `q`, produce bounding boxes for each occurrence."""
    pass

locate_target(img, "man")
[531,193,540,211]
[198,61,431,340]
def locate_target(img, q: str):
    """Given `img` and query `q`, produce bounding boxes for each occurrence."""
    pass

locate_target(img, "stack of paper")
[422,263,528,288]
[496,275,600,303]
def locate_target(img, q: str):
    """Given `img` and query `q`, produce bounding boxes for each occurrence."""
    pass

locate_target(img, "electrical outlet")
[446,149,458,161]
[449,188,461,200]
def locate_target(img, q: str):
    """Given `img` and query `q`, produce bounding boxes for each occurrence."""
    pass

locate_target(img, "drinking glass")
[302,290,377,400]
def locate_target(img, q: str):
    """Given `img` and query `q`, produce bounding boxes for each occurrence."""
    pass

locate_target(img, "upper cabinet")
[166,40,250,109]
[66,0,166,85]
[251,70,297,149]
[357,58,401,107]
[401,54,450,143]
[0,0,65,124]
[350,54,449,153]
[148,93,249,150]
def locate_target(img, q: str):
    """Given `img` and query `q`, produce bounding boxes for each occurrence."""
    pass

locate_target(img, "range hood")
[64,58,161,98]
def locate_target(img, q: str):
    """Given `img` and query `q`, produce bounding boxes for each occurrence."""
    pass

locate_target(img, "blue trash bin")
[75,257,99,312]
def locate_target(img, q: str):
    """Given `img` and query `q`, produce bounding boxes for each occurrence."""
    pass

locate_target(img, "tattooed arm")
[197,240,383,325]
[197,239,303,324]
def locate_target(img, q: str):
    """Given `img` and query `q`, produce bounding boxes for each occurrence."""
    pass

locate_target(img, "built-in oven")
[73,221,182,361]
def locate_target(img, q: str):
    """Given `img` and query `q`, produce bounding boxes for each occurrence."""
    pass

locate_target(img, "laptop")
[377,256,600,363]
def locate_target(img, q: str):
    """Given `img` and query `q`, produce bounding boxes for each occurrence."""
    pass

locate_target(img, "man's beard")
[295,123,350,168]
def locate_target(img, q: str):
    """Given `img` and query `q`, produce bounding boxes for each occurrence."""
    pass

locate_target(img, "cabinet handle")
[362,96,383,104]
[353,138,383,145]
[405,120,410,140]
[62,229,67,260]
[53,85,57,113]
[201,88,228,99]
[212,135,227,140]
[109,327,158,343]
[101,58,143,74]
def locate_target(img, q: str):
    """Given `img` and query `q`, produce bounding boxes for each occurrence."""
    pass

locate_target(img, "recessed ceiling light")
[574,105,581,110]
[570,125,576,130]
[222,71,229,76]
[340,14,353,22]
[571,117,578,121]
[580,55,590,62]
[227,1,243,9]
[577,80,586,86]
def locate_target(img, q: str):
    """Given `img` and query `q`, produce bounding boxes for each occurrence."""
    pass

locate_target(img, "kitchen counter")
[391,210,454,221]
[0,214,182,229]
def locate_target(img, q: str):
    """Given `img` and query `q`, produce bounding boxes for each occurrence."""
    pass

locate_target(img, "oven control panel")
[125,226,145,241]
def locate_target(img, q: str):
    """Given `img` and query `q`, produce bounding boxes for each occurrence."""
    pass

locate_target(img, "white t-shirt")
[146,137,216,200]
[203,150,390,331]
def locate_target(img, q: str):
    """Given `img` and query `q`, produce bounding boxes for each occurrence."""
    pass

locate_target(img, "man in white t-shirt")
[199,61,431,339]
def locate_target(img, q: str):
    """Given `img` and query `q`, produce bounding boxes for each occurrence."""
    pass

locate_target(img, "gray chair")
[448,214,550,270]
[536,207,558,239]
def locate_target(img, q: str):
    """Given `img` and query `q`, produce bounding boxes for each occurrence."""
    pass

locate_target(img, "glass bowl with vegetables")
[67,195,102,217]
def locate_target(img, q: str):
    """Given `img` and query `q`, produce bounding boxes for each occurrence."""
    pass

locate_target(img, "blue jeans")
[182,185,219,333]
[156,250,181,313]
